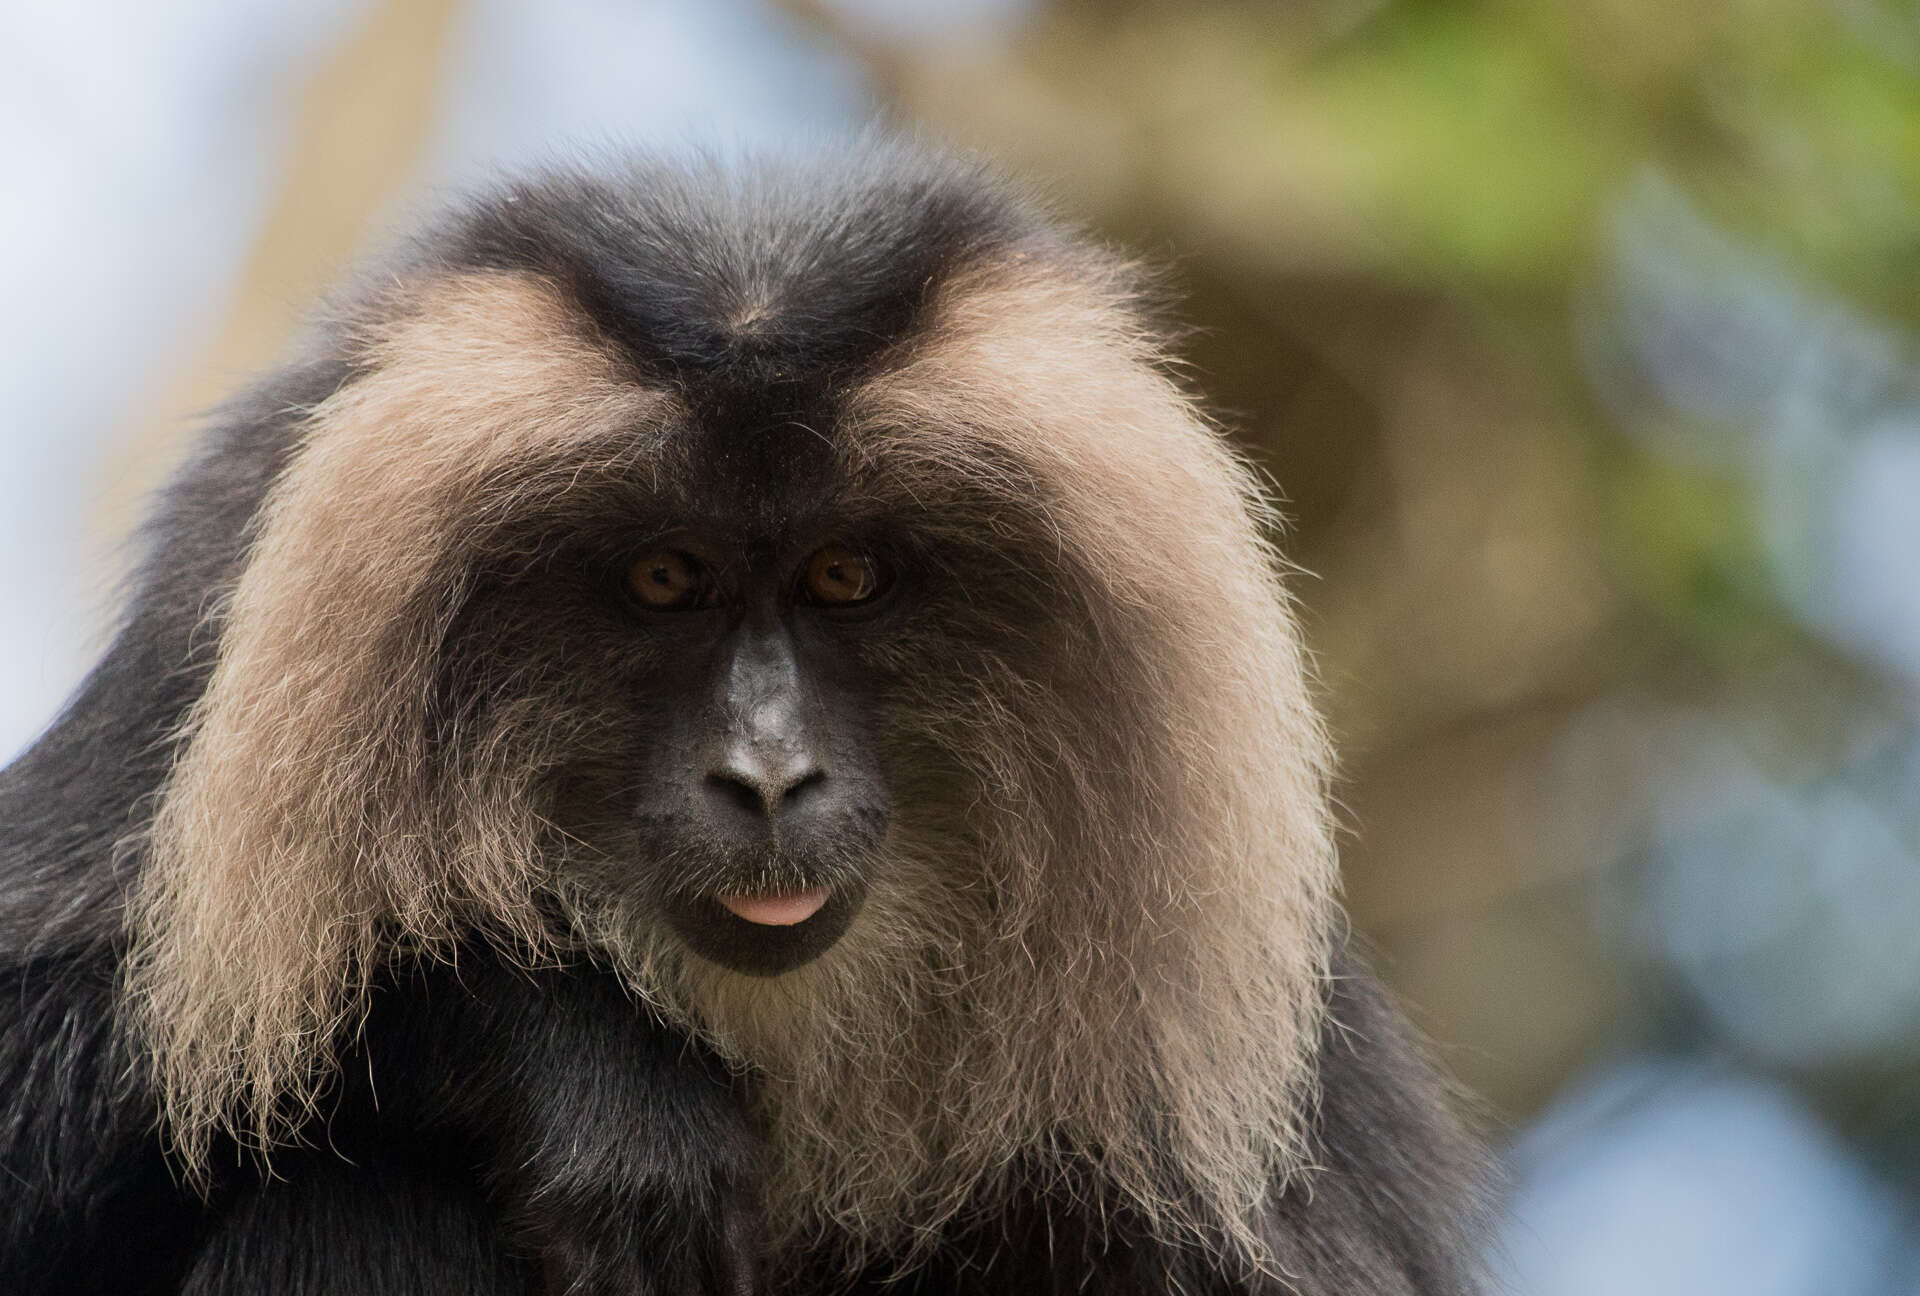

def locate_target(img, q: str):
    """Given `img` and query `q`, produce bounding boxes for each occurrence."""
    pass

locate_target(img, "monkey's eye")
[802,544,889,607]
[627,550,708,610]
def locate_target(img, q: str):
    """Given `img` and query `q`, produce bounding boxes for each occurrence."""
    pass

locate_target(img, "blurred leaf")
[1601,448,1787,653]
[1276,5,1636,282]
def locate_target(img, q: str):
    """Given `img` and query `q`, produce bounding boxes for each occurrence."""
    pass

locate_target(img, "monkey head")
[129,153,1340,1257]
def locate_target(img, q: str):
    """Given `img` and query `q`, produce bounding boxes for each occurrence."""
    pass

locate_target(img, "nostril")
[704,760,827,820]
[782,769,826,805]
[706,772,767,818]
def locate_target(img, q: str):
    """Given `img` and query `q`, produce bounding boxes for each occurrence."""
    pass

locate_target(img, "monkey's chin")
[666,884,867,977]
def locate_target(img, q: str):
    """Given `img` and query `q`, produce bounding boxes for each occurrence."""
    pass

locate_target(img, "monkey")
[0,141,1485,1294]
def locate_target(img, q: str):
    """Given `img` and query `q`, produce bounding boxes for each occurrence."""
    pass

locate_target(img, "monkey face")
[438,420,1094,989]
[610,530,897,976]
[417,405,947,980]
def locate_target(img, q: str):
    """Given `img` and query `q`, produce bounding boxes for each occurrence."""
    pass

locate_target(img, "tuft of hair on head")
[740,249,1336,1274]
[121,270,667,1170]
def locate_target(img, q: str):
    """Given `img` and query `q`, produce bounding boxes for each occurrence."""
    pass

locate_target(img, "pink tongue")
[718,887,830,926]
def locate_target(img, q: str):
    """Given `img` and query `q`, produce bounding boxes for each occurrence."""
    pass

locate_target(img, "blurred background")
[3,0,1918,1288]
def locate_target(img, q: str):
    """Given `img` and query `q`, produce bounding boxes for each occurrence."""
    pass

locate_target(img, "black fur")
[1,146,1483,1293]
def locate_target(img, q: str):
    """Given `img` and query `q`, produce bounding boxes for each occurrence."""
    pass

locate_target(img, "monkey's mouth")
[716,886,830,926]
[665,880,866,977]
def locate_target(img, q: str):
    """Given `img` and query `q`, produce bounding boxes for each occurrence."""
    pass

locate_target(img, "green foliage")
[1250,0,1920,316]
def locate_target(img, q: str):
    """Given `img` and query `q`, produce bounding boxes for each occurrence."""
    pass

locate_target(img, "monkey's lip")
[715,886,831,926]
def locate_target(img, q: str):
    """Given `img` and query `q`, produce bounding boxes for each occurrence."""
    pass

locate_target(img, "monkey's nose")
[705,747,826,822]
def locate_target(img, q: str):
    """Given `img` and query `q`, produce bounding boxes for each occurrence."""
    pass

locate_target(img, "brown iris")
[627,550,704,609]
[803,544,886,606]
